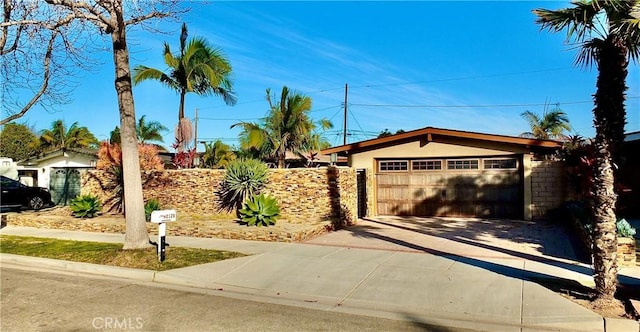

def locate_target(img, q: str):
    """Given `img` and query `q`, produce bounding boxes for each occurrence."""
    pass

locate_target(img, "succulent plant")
[617,218,637,238]
[219,158,268,212]
[70,194,102,218]
[238,194,280,227]
[144,198,161,222]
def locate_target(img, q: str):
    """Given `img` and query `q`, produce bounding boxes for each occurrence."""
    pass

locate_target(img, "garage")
[50,167,84,205]
[376,156,522,218]
[321,126,562,220]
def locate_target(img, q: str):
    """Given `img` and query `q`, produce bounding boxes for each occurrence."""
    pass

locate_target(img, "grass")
[0,235,247,271]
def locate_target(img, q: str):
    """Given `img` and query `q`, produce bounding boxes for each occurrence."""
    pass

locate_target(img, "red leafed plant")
[171,139,196,169]
[94,142,164,213]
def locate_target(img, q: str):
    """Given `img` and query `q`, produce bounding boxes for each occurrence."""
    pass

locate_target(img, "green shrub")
[144,199,161,222]
[219,158,268,212]
[70,194,102,218]
[238,194,280,227]
[617,218,636,238]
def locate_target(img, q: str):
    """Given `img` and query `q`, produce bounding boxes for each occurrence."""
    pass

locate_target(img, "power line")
[350,96,640,109]
[198,117,262,121]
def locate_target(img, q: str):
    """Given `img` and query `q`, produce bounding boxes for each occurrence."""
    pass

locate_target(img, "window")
[379,161,408,171]
[447,159,478,170]
[412,160,442,170]
[484,158,517,169]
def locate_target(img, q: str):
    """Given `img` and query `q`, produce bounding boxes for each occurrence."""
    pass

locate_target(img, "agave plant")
[617,218,637,238]
[219,158,268,212]
[239,194,280,227]
[70,194,102,218]
[144,198,161,222]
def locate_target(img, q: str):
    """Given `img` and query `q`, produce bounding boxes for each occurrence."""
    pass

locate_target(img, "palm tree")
[132,23,236,151]
[38,120,99,152]
[233,86,332,168]
[136,115,168,145]
[200,140,236,169]
[534,0,640,306]
[520,106,571,140]
[110,115,169,150]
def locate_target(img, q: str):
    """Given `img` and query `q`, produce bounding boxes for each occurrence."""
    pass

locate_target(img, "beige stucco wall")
[349,140,525,169]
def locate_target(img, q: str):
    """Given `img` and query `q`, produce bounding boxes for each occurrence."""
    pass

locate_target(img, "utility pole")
[343,83,348,145]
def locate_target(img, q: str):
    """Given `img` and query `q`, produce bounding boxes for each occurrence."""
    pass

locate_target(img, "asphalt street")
[0,266,472,332]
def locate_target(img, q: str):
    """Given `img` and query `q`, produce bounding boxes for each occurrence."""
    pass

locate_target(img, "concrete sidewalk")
[1,226,638,332]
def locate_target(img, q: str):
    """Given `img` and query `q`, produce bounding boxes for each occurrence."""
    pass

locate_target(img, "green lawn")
[0,235,247,271]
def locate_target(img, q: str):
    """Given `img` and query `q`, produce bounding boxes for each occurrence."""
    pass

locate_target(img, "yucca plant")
[219,158,268,212]
[144,198,161,222]
[70,194,102,218]
[239,194,280,227]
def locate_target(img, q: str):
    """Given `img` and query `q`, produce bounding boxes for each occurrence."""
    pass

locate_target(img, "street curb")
[603,317,640,332]
[0,253,156,282]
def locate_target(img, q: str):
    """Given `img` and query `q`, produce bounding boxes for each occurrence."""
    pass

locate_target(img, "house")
[17,148,98,205]
[321,127,563,221]
[619,131,640,218]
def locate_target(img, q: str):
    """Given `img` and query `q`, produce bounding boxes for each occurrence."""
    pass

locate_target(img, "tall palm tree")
[233,86,332,168]
[132,23,236,151]
[520,106,571,140]
[534,0,640,306]
[38,120,99,152]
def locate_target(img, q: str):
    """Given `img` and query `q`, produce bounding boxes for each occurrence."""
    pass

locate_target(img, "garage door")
[50,168,84,206]
[376,157,522,219]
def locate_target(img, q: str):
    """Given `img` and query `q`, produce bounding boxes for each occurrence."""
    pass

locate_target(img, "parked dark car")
[0,176,52,210]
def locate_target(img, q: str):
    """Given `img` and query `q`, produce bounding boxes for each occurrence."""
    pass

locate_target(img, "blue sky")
[11,1,640,150]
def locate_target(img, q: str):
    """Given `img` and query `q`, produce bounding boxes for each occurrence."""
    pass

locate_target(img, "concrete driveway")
[306,216,587,263]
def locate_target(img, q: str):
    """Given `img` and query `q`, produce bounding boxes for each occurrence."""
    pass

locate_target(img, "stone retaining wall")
[618,237,637,267]
[82,166,358,226]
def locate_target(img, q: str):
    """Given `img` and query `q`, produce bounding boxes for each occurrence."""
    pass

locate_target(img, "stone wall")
[81,166,357,225]
[531,160,567,220]
[617,237,637,267]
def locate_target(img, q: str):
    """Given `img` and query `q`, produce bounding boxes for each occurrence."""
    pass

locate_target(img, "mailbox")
[150,210,177,262]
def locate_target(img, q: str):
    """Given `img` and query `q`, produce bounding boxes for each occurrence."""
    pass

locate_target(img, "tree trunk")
[179,90,186,120]
[590,34,628,304]
[109,1,150,249]
[590,138,618,303]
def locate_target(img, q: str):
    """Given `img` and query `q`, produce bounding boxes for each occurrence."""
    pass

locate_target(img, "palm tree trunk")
[590,34,628,304]
[109,2,150,249]
[590,138,618,303]
[179,89,186,120]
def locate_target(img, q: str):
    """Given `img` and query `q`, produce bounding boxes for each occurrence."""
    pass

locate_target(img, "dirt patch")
[535,277,639,320]
[3,207,333,243]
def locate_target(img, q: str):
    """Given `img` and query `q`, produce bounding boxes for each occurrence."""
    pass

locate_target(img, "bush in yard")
[144,198,161,222]
[219,158,268,212]
[95,142,163,213]
[239,194,280,227]
[70,194,102,218]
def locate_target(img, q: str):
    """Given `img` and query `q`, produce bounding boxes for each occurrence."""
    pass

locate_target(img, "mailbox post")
[150,210,177,262]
